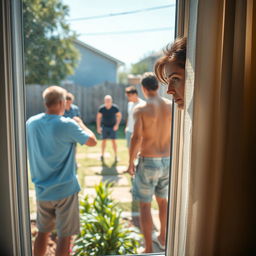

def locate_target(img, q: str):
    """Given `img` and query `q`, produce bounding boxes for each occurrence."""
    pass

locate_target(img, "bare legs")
[101,139,117,160]
[139,196,167,253]
[34,232,71,256]
[34,232,50,256]
[139,202,153,253]
[111,139,118,160]
[101,139,106,159]
[156,196,167,246]
[56,236,72,256]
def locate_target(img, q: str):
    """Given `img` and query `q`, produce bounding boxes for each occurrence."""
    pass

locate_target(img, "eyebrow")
[168,72,179,78]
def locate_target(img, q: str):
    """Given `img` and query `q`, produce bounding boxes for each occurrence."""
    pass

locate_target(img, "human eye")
[172,76,180,83]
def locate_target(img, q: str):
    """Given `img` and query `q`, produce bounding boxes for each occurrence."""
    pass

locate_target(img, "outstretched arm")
[127,108,143,176]
[73,117,97,146]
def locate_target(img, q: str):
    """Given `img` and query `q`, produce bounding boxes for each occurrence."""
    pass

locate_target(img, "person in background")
[64,92,80,118]
[96,95,122,162]
[27,86,97,256]
[127,73,172,253]
[125,86,145,148]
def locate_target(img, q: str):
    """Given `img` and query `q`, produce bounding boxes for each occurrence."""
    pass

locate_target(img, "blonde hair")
[42,86,67,107]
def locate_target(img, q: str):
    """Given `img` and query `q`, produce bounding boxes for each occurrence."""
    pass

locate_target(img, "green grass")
[27,124,160,214]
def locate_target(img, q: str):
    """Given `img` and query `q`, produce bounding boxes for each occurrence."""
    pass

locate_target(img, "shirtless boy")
[127,72,172,253]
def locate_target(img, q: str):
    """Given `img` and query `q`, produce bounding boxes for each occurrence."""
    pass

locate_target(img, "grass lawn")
[28,124,159,214]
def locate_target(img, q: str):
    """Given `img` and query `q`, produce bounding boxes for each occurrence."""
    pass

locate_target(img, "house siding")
[68,43,118,87]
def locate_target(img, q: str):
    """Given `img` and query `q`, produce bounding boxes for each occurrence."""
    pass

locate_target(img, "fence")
[25,82,171,124]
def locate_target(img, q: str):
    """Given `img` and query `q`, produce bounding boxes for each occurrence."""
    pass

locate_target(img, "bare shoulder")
[161,97,172,106]
[134,101,146,112]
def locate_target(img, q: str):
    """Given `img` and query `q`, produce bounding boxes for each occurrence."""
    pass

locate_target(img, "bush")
[72,182,141,255]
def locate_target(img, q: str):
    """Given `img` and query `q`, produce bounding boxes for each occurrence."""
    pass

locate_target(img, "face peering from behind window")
[155,37,187,109]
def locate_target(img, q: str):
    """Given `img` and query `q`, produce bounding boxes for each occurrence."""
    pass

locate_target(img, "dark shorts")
[102,126,116,139]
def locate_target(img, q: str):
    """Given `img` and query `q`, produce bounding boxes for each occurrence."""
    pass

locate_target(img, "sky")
[63,0,176,67]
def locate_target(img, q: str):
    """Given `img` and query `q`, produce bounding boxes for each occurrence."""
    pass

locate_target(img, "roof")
[74,39,124,66]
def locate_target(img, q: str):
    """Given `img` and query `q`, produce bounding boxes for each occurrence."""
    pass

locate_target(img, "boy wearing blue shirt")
[27,86,97,256]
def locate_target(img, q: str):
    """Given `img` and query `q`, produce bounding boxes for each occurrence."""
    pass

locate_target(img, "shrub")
[72,182,141,255]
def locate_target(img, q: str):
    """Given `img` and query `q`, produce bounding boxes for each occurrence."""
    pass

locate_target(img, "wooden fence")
[25,82,171,124]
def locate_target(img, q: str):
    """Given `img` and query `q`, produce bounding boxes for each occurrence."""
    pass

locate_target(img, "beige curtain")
[168,0,256,255]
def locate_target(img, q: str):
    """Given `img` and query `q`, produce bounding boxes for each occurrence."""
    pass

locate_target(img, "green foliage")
[72,182,141,256]
[130,61,148,75]
[23,0,80,85]
[117,71,128,84]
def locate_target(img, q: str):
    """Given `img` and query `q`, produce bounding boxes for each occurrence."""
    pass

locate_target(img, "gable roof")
[74,39,124,66]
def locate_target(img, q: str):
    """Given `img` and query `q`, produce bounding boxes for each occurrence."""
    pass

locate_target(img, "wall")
[67,43,118,87]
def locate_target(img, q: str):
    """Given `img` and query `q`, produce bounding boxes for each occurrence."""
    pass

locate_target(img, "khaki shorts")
[36,193,80,237]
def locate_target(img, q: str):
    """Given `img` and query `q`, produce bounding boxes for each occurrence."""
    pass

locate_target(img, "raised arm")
[73,116,97,146]
[96,112,102,134]
[127,108,143,175]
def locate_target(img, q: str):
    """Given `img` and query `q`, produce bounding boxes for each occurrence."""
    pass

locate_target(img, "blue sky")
[63,0,176,67]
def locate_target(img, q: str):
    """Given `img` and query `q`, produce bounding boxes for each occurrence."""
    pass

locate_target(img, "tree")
[130,61,148,75]
[23,0,80,85]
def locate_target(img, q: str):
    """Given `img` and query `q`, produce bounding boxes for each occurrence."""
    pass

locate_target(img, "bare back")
[133,96,172,157]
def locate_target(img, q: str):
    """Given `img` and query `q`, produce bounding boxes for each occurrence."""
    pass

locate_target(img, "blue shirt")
[64,104,80,118]
[26,113,89,201]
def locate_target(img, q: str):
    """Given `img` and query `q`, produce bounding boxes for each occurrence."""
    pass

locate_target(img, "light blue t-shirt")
[26,113,89,201]
[64,104,80,118]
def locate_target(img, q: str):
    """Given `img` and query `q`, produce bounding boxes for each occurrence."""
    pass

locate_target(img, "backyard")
[28,124,163,254]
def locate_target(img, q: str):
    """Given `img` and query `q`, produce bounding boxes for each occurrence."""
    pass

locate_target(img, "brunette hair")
[141,72,159,91]
[125,86,138,95]
[154,37,187,84]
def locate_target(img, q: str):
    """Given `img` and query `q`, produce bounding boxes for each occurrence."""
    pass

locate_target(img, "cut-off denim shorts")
[133,156,170,202]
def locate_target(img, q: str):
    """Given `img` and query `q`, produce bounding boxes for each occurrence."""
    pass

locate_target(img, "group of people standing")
[26,37,187,255]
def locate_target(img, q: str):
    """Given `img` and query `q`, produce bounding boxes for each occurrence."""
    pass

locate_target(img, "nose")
[167,84,175,95]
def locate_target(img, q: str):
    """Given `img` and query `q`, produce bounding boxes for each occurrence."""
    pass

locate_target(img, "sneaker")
[100,155,104,161]
[152,233,165,250]
[114,156,118,162]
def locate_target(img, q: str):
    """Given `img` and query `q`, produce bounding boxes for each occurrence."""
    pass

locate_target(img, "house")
[67,40,124,87]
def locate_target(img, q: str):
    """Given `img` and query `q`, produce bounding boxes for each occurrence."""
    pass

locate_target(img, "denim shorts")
[133,156,170,202]
[102,126,116,139]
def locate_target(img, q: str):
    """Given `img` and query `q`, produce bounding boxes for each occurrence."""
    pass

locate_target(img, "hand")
[127,163,135,176]
[97,127,102,134]
[113,124,119,131]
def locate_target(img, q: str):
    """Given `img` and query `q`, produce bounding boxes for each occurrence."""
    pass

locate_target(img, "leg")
[155,196,168,246]
[34,231,50,256]
[101,139,106,158]
[139,201,153,253]
[111,139,117,159]
[56,236,72,256]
